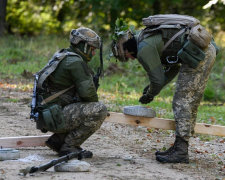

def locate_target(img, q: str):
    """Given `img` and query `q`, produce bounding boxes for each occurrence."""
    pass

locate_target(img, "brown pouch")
[188,24,212,49]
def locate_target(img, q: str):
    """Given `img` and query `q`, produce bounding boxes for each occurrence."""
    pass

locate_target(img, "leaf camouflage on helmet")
[111,18,136,62]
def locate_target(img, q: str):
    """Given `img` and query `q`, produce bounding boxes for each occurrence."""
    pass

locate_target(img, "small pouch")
[178,40,205,68]
[41,104,66,133]
[42,108,57,131]
[188,24,212,49]
[183,40,205,61]
[177,49,199,68]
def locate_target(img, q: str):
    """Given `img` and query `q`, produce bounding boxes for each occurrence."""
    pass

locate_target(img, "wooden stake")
[0,112,224,148]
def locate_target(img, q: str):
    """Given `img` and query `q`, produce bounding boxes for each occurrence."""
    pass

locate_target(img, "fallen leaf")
[209,116,216,124]
[195,149,203,154]
[147,128,152,133]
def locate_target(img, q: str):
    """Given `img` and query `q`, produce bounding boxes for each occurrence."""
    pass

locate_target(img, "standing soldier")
[31,27,107,157]
[111,15,219,163]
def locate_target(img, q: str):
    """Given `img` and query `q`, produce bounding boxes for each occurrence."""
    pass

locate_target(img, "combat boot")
[155,138,178,156]
[45,133,67,153]
[156,136,189,163]
[59,143,93,158]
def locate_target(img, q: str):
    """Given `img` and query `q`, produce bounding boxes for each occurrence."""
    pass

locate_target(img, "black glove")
[139,94,154,104]
[143,85,150,95]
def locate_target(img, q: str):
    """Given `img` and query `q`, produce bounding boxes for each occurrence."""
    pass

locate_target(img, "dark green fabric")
[164,64,181,85]
[41,108,56,131]
[44,47,98,106]
[41,104,66,132]
[178,40,205,68]
[177,49,200,68]
[160,28,186,60]
[137,34,179,97]
[71,43,93,62]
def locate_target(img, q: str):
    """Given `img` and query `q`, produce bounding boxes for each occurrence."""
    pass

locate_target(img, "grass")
[0,34,224,127]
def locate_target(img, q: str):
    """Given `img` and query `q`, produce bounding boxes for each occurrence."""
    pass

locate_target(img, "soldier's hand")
[139,94,154,104]
[142,85,150,95]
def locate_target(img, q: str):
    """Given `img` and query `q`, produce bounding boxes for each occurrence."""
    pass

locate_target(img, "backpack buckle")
[166,56,179,64]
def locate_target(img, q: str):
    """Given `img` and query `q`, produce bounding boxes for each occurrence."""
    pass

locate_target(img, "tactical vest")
[37,49,81,90]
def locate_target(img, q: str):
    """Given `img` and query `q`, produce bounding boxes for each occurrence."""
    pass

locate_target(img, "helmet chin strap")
[84,43,88,54]
[74,47,91,61]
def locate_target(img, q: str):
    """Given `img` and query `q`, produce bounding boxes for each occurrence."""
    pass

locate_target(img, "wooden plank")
[194,123,225,137]
[106,112,176,130]
[0,112,224,148]
[105,112,225,137]
[0,135,50,148]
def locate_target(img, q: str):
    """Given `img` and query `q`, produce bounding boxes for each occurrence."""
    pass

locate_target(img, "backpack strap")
[40,85,75,105]
[137,24,184,45]
[162,28,187,52]
[37,50,81,89]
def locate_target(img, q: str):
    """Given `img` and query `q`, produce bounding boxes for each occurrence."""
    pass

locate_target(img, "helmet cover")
[112,31,133,62]
[70,27,101,49]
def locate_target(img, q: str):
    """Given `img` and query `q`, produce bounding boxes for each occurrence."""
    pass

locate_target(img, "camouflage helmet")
[70,27,101,49]
[112,31,133,62]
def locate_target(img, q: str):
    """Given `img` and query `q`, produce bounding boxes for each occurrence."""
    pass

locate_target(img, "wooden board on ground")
[0,112,224,148]
[0,135,50,148]
[106,112,225,137]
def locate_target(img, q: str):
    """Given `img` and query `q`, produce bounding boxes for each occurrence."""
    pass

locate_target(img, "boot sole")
[156,155,189,164]
[59,150,93,158]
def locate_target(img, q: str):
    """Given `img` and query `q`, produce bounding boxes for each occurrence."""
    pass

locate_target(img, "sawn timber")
[0,112,224,148]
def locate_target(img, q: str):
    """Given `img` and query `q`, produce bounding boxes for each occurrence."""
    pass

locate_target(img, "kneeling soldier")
[31,27,107,157]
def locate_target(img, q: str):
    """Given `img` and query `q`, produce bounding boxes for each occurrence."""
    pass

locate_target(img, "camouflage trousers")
[54,102,107,147]
[173,43,216,141]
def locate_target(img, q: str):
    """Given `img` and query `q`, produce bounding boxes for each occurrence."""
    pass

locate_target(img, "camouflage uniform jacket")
[137,34,181,97]
[43,45,98,107]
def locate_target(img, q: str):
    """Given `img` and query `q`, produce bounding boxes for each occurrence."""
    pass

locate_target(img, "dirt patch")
[0,88,224,180]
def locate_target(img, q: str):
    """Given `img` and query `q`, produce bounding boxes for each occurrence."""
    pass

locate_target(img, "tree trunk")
[0,0,7,36]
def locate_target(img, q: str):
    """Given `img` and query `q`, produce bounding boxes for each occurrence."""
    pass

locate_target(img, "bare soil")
[0,87,224,180]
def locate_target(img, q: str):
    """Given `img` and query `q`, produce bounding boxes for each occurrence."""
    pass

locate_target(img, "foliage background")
[5,0,225,35]
[0,0,224,126]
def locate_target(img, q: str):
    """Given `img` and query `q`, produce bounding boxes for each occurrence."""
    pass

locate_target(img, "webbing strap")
[37,51,81,89]
[37,60,63,89]
[162,28,186,52]
[40,85,75,105]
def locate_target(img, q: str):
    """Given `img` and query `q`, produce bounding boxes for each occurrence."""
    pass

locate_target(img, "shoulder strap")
[37,49,81,89]
[162,28,186,52]
[40,85,75,105]
[137,24,184,45]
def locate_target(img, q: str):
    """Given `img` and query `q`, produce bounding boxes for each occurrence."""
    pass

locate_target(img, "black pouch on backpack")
[178,40,205,68]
